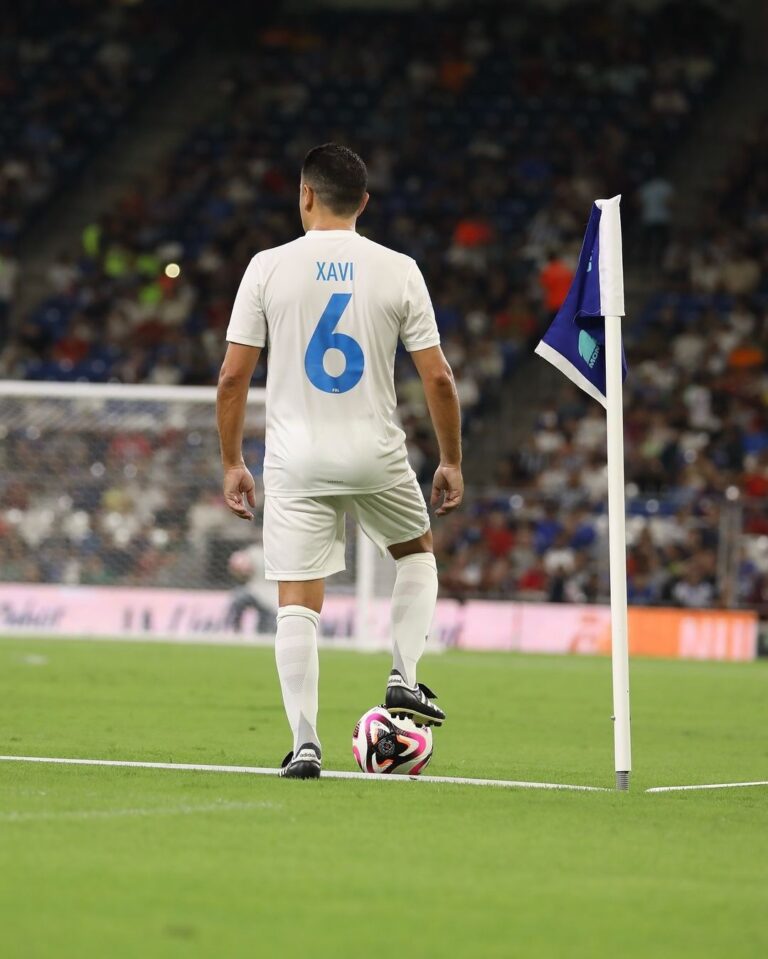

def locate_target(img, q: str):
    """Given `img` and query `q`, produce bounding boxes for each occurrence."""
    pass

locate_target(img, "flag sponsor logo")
[578,330,600,369]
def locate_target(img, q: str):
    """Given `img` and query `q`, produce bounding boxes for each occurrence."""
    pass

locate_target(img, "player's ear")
[356,192,370,217]
[301,182,314,212]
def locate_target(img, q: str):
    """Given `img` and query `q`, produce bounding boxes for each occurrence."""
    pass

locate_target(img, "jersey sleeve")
[226,256,267,348]
[399,261,440,352]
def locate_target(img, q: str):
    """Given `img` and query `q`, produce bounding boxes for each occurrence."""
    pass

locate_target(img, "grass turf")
[0,638,766,958]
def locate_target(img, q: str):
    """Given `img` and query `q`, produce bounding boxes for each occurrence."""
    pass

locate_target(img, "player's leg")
[278,578,325,613]
[275,581,323,777]
[386,531,444,725]
[263,495,346,778]
[350,479,445,726]
[388,531,438,688]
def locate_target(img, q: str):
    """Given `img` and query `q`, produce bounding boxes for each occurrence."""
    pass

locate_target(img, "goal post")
[0,380,384,645]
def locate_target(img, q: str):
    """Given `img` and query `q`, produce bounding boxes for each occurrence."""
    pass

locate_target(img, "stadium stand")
[3,2,736,385]
[0,1,179,244]
[462,108,768,614]
[3,1,763,617]
[0,0,181,347]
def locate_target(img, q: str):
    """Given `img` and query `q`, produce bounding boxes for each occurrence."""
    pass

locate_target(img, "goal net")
[0,381,391,645]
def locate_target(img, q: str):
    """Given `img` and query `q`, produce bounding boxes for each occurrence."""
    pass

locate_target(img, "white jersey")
[226,229,440,497]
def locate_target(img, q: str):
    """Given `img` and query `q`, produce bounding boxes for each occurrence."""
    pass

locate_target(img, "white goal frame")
[0,380,380,646]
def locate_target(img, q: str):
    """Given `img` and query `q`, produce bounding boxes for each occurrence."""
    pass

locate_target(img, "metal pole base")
[615,770,630,791]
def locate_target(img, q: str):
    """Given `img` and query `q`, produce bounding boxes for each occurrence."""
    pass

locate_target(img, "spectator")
[538,250,574,316]
[638,175,674,266]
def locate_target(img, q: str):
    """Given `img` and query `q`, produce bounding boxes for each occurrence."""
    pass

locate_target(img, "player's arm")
[409,345,464,516]
[217,343,261,521]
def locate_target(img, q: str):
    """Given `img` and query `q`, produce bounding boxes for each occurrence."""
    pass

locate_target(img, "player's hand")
[223,465,257,521]
[430,463,464,516]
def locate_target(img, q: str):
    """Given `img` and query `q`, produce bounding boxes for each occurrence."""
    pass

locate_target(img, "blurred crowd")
[0,0,179,343]
[434,381,768,614]
[1,2,765,616]
[429,106,768,614]
[0,397,262,590]
[0,1,177,244]
[1,2,735,396]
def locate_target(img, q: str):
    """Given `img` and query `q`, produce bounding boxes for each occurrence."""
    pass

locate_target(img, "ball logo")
[578,330,600,369]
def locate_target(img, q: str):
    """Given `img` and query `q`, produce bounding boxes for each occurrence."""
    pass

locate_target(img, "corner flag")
[535,195,632,791]
[534,196,626,408]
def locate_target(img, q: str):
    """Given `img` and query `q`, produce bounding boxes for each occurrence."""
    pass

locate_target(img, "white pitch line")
[0,755,607,792]
[646,780,768,794]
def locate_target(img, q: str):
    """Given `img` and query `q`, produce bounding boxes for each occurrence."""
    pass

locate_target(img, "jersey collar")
[303,230,359,238]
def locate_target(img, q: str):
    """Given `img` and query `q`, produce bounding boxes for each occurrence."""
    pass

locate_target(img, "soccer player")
[217,144,463,779]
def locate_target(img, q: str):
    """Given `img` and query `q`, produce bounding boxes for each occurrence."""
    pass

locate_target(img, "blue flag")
[535,196,626,408]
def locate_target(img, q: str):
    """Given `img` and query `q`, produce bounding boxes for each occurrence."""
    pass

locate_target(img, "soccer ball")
[352,706,433,776]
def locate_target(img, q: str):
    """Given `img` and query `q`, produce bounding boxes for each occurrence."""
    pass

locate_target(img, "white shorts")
[263,477,431,581]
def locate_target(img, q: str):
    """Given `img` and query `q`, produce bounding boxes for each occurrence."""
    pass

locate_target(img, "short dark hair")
[301,143,368,215]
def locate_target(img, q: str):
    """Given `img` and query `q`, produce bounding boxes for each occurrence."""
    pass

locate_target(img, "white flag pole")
[605,315,631,790]
[597,195,631,790]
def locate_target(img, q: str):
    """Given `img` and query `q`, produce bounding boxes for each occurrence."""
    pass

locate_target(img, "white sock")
[391,552,438,688]
[275,605,320,753]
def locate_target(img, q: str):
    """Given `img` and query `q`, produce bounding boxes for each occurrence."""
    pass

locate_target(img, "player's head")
[300,143,369,229]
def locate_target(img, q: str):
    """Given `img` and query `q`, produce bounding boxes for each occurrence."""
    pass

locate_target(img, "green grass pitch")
[1,637,766,958]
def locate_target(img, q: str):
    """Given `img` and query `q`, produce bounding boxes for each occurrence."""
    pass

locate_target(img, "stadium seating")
[2,2,761,615]
[457,109,767,615]
[5,2,736,384]
[0,1,179,244]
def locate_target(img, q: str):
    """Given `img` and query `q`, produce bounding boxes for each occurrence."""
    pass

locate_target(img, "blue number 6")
[304,293,364,394]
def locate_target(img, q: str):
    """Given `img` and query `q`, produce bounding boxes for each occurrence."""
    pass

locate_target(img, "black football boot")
[385,669,445,727]
[279,742,321,779]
